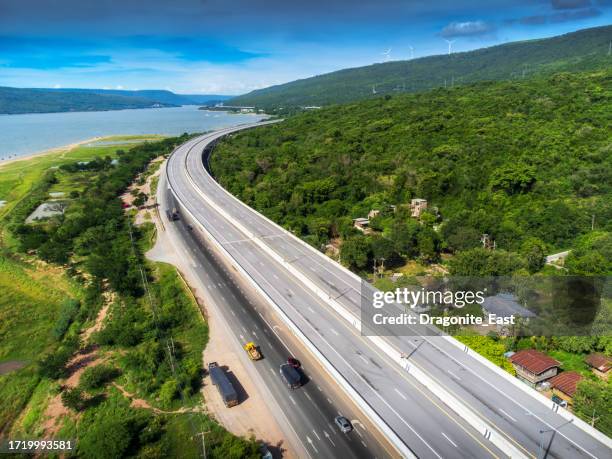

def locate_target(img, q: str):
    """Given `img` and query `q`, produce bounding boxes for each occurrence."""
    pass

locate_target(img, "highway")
[165,122,612,459]
[158,175,390,458]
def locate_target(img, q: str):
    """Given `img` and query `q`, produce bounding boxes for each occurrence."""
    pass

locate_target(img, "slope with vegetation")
[230,25,612,109]
[0,139,259,457]
[213,69,611,433]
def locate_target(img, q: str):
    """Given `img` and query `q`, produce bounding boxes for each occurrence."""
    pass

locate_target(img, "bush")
[80,365,121,391]
[53,299,81,340]
[61,387,86,411]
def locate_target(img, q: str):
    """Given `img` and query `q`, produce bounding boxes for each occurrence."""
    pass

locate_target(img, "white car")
[334,415,353,433]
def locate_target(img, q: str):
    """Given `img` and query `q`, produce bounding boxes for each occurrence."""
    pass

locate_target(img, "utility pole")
[591,214,595,231]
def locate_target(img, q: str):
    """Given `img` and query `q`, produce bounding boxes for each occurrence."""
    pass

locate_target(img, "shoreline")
[0,137,104,168]
[0,135,162,169]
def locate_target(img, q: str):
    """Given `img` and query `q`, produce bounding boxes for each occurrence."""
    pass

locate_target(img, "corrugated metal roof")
[509,349,560,374]
[585,354,611,373]
[550,371,583,397]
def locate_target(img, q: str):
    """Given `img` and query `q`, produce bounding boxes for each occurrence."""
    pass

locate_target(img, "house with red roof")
[549,371,583,406]
[585,354,611,381]
[509,349,560,387]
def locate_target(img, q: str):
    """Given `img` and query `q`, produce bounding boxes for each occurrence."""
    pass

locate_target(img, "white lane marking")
[394,388,408,401]
[241,326,247,333]
[252,331,258,338]
[313,430,321,441]
[306,436,318,454]
[441,432,458,448]
[307,306,315,313]
[357,354,369,365]
[317,385,323,392]
[323,431,335,446]
[326,397,332,404]
[447,369,461,380]
[239,334,244,340]
[330,328,339,336]
[361,440,367,448]
[499,408,518,423]
[289,395,296,406]
[230,310,236,317]
[356,429,363,438]
[273,274,279,280]
[269,367,275,375]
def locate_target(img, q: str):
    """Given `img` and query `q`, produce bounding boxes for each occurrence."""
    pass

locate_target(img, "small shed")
[585,354,611,381]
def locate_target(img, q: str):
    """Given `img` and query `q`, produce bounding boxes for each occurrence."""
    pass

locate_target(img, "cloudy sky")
[0,0,610,94]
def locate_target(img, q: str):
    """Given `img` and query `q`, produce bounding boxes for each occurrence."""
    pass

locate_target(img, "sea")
[0,105,267,160]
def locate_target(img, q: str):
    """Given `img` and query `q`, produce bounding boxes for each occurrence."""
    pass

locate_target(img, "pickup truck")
[208,362,238,407]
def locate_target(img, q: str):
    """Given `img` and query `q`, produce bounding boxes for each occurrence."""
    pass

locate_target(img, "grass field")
[0,135,163,220]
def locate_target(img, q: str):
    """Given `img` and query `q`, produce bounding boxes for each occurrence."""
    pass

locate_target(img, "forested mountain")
[0,87,231,114]
[212,70,612,275]
[230,25,612,109]
[0,87,176,114]
[41,88,232,106]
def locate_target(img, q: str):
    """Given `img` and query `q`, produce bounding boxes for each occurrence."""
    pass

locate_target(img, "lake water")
[0,105,267,160]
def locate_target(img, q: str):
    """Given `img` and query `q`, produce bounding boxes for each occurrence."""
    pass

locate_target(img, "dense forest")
[0,87,178,115]
[212,69,612,276]
[230,25,612,109]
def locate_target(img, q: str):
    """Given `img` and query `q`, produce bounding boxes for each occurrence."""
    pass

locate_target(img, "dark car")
[287,357,301,369]
[334,415,353,433]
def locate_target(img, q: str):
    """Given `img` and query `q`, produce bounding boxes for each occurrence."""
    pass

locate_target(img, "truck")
[165,207,180,221]
[208,362,238,407]
[279,363,301,389]
[244,342,262,360]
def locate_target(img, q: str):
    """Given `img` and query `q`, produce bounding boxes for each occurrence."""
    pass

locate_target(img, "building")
[353,217,370,232]
[585,354,611,381]
[410,198,428,218]
[482,293,536,335]
[367,209,380,219]
[509,349,560,387]
[549,371,583,406]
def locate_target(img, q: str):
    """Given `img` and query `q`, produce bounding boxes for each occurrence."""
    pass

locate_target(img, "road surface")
[165,122,611,459]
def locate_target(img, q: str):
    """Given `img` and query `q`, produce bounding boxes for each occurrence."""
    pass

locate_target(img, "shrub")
[80,365,121,391]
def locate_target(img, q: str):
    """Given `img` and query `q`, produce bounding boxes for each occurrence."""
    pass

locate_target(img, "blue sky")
[0,0,610,94]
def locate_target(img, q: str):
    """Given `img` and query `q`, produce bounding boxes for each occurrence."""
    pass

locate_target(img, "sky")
[0,0,610,95]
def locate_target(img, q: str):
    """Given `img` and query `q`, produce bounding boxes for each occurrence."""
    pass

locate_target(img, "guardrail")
[192,125,612,451]
[165,132,416,459]
[168,123,611,457]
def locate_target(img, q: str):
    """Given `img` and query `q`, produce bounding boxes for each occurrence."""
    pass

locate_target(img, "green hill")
[212,70,612,273]
[230,25,612,109]
[0,87,176,114]
[40,88,232,106]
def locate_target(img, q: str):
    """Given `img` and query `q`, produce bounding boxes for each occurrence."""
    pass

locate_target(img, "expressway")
[165,122,612,459]
[157,178,389,458]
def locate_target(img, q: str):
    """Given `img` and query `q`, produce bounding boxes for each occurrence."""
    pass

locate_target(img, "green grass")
[548,350,592,377]
[0,135,158,220]
[0,256,82,362]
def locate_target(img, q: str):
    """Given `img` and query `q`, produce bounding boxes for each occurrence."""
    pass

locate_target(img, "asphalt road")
[165,122,612,459]
[159,174,391,459]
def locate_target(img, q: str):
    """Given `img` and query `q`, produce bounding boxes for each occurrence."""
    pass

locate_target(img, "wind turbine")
[409,46,414,59]
[445,39,455,55]
[381,48,392,62]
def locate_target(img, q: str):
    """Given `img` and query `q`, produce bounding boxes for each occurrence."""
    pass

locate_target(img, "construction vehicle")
[244,342,262,360]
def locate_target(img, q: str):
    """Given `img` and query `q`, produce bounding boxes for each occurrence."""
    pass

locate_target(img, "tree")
[520,237,547,273]
[389,220,419,257]
[489,163,536,194]
[573,379,612,436]
[417,227,440,262]
[370,235,396,263]
[340,237,370,270]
